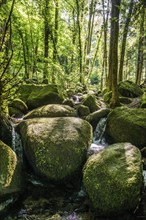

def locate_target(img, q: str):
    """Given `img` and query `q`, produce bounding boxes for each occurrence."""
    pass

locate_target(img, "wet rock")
[83,143,143,215]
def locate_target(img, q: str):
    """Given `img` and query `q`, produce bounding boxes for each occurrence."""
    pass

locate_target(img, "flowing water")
[11,123,23,162]
[1,117,146,220]
[88,117,107,156]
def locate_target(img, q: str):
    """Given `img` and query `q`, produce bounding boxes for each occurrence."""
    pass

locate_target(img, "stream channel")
[1,118,146,220]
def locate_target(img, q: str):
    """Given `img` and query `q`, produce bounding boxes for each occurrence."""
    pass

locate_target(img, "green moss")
[83,143,142,215]
[10,98,28,114]
[106,106,146,148]
[24,104,77,119]
[82,95,99,113]
[141,92,146,108]
[118,80,143,98]
[18,117,92,182]
[0,140,22,196]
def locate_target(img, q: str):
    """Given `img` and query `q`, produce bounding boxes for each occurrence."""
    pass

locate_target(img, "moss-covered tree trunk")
[108,0,121,107]
[136,2,144,85]
[118,0,134,82]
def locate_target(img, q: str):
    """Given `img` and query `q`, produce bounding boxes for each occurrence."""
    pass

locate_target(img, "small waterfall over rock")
[88,117,107,156]
[11,123,23,162]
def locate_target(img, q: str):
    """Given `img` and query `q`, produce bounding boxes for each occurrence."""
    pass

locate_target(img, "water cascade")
[88,117,107,155]
[11,123,23,162]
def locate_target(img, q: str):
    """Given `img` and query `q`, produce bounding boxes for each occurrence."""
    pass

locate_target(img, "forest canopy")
[0,0,146,111]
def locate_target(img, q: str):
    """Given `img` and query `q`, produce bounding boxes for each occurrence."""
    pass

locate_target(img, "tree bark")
[136,3,144,84]
[108,0,121,107]
[118,0,134,82]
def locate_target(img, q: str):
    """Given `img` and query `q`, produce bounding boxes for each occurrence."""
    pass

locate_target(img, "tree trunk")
[52,0,59,84]
[118,0,134,82]
[108,0,121,107]
[43,0,50,80]
[76,0,83,84]
[101,0,109,90]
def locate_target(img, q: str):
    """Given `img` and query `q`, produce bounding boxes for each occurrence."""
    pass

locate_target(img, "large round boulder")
[0,140,23,198]
[18,117,92,182]
[83,143,142,215]
[24,104,77,119]
[106,107,146,148]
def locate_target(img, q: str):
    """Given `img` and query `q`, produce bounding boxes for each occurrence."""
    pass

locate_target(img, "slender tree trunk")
[136,4,144,84]
[18,29,28,79]
[101,0,109,90]
[118,0,134,82]
[52,0,59,84]
[76,0,83,84]
[108,0,121,107]
[43,0,49,80]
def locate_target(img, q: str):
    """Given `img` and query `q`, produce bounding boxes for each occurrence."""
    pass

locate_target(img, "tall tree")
[108,0,121,107]
[118,0,134,82]
[135,0,145,84]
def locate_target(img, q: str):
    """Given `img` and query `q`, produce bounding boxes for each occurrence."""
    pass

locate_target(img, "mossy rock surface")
[82,95,99,113]
[77,105,90,117]
[0,140,23,198]
[62,98,74,107]
[141,92,146,108]
[106,107,146,148]
[18,84,58,102]
[118,80,143,98]
[18,117,92,182]
[18,84,62,110]
[9,98,28,114]
[83,142,142,215]
[24,104,77,119]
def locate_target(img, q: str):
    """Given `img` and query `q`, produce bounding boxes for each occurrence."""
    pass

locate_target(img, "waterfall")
[88,117,107,156]
[11,123,23,162]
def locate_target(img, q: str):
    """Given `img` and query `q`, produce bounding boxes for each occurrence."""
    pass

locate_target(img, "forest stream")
[1,117,146,220]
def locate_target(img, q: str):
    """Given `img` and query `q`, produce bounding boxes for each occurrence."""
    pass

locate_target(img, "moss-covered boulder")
[18,117,92,182]
[77,105,90,117]
[83,142,142,215]
[62,98,74,107]
[141,91,146,108]
[0,140,23,198]
[106,107,146,148]
[82,95,100,113]
[86,108,111,131]
[18,84,63,110]
[24,104,77,119]
[118,80,143,98]
[9,98,28,114]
